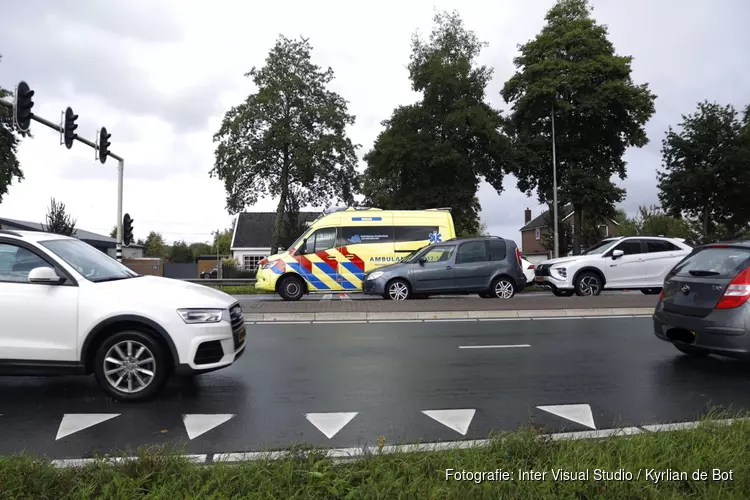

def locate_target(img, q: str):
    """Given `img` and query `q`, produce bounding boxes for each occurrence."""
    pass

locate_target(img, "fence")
[123,258,163,277]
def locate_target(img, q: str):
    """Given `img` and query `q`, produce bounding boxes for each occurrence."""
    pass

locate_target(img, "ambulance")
[255,207,457,300]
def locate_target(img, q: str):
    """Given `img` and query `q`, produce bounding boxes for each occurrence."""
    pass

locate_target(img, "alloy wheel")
[494,280,514,299]
[579,275,601,296]
[103,340,156,394]
[388,281,409,300]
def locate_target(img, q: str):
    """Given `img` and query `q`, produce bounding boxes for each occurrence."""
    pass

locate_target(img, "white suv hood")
[93,275,238,309]
[541,254,600,266]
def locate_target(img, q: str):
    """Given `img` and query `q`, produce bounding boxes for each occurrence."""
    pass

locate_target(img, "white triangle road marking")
[183,414,235,440]
[56,414,120,440]
[340,294,351,300]
[422,409,476,436]
[305,412,358,439]
[537,404,597,430]
[322,294,333,300]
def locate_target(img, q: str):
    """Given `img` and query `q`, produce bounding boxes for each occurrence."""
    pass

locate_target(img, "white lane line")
[52,455,207,468]
[314,320,368,324]
[368,319,423,323]
[459,344,531,349]
[255,321,311,325]
[424,318,477,323]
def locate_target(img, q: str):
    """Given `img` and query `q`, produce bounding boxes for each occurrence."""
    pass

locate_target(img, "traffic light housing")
[99,127,111,164]
[13,81,35,132]
[123,213,133,247]
[63,107,78,149]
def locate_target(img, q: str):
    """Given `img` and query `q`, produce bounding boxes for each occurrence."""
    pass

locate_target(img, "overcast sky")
[1,0,749,245]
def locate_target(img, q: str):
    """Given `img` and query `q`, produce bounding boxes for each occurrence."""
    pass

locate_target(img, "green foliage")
[109,226,117,238]
[42,198,77,237]
[0,55,24,205]
[143,231,166,258]
[279,187,309,249]
[617,205,693,239]
[211,227,233,255]
[188,242,213,260]
[361,11,514,236]
[501,0,656,252]
[540,206,574,256]
[212,35,360,251]
[457,220,489,238]
[169,240,193,263]
[658,101,750,242]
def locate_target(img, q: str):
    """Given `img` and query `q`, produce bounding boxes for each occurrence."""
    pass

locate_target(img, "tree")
[212,35,360,253]
[0,54,24,204]
[617,205,693,239]
[109,226,117,238]
[279,187,310,249]
[501,0,656,254]
[541,206,574,256]
[42,198,77,236]
[211,227,233,255]
[143,231,166,258]
[361,11,513,235]
[658,101,750,242]
[189,242,213,261]
[169,240,193,263]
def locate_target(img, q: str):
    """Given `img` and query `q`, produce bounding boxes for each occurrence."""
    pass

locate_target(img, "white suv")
[533,236,693,297]
[0,230,246,402]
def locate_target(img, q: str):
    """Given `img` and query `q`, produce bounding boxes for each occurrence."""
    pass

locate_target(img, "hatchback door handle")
[446,266,453,270]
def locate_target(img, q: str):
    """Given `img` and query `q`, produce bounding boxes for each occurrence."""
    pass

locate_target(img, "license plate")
[237,326,246,344]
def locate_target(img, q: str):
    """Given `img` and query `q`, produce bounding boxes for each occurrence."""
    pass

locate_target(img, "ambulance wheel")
[278,275,305,301]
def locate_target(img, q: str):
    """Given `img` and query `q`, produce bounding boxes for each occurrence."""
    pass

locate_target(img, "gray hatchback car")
[653,241,750,358]
[362,236,527,300]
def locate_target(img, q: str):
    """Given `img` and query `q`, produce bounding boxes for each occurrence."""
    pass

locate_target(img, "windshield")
[401,246,426,263]
[288,229,313,253]
[582,239,619,255]
[40,239,139,282]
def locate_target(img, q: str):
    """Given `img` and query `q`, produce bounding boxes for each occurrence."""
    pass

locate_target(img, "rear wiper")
[688,270,720,276]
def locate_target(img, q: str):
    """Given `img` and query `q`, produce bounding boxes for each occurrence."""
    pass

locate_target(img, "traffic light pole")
[0,98,126,261]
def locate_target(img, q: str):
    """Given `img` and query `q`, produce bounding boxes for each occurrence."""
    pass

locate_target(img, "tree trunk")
[572,205,583,255]
[271,145,290,254]
[702,206,710,244]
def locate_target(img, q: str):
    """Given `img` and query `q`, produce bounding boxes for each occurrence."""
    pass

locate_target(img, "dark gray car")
[653,241,750,358]
[362,236,527,300]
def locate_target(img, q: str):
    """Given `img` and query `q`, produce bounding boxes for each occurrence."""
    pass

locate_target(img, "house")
[518,204,619,263]
[231,211,320,271]
[0,217,145,259]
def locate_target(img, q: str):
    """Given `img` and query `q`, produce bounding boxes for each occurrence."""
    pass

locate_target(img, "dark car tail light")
[716,267,750,309]
[659,288,664,301]
[515,248,522,269]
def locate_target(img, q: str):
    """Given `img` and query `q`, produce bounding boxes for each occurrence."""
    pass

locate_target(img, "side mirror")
[612,249,624,259]
[299,238,308,254]
[418,257,427,265]
[28,266,65,284]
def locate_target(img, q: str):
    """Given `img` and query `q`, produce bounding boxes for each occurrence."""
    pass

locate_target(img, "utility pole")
[551,101,559,259]
[1,82,127,261]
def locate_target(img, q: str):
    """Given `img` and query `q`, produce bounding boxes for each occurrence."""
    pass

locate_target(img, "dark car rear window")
[671,247,750,277]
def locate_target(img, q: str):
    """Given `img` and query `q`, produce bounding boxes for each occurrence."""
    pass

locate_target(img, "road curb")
[247,307,654,324]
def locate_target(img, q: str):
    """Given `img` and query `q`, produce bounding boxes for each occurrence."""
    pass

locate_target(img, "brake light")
[529,264,535,270]
[716,267,750,309]
[659,289,664,301]
[515,248,522,268]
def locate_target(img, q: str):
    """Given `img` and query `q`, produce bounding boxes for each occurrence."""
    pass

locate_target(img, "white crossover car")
[533,236,693,297]
[0,230,246,402]
[520,257,535,285]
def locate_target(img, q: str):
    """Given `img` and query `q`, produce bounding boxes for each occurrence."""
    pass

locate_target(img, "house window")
[535,228,540,240]
[243,255,265,271]
[598,224,609,237]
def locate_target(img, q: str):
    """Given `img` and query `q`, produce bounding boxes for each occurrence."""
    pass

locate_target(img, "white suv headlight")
[177,308,227,324]
[367,271,384,280]
[554,267,567,278]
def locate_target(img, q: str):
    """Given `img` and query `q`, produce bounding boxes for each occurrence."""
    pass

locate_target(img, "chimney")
[524,207,532,224]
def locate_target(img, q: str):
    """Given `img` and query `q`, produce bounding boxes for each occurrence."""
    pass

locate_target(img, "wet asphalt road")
[1,316,748,460]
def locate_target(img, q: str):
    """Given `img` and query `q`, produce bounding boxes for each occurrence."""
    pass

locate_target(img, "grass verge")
[2,411,748,499]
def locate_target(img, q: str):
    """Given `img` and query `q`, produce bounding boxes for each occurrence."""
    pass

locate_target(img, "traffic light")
[98,127,111,164]
[13,81,35,133]
[123,213,133,246]
[63,107,78,149]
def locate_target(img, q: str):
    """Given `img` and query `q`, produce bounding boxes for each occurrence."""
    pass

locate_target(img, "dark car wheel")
[674,343,710,357]
[575,272,603,296]
[93,329,169,402]
[491,277,516,299]
[385,279,411,301]
[279,275,305,301]
[641,288,662,295]
[552,289,574,297]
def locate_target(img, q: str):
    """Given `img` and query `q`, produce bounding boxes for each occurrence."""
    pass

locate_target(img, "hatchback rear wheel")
[491,277,516,299]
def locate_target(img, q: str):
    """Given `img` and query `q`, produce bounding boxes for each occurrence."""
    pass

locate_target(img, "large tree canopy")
[658,101,750,242]
[0,54,24,204]
[501,0,656,253]
[212,35,360,251]
[361,11,514,235]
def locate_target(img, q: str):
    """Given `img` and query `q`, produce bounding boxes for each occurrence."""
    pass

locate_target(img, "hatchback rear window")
[671,247,750,277]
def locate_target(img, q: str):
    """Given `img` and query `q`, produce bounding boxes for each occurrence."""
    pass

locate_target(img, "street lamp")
[551,101,559,259]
